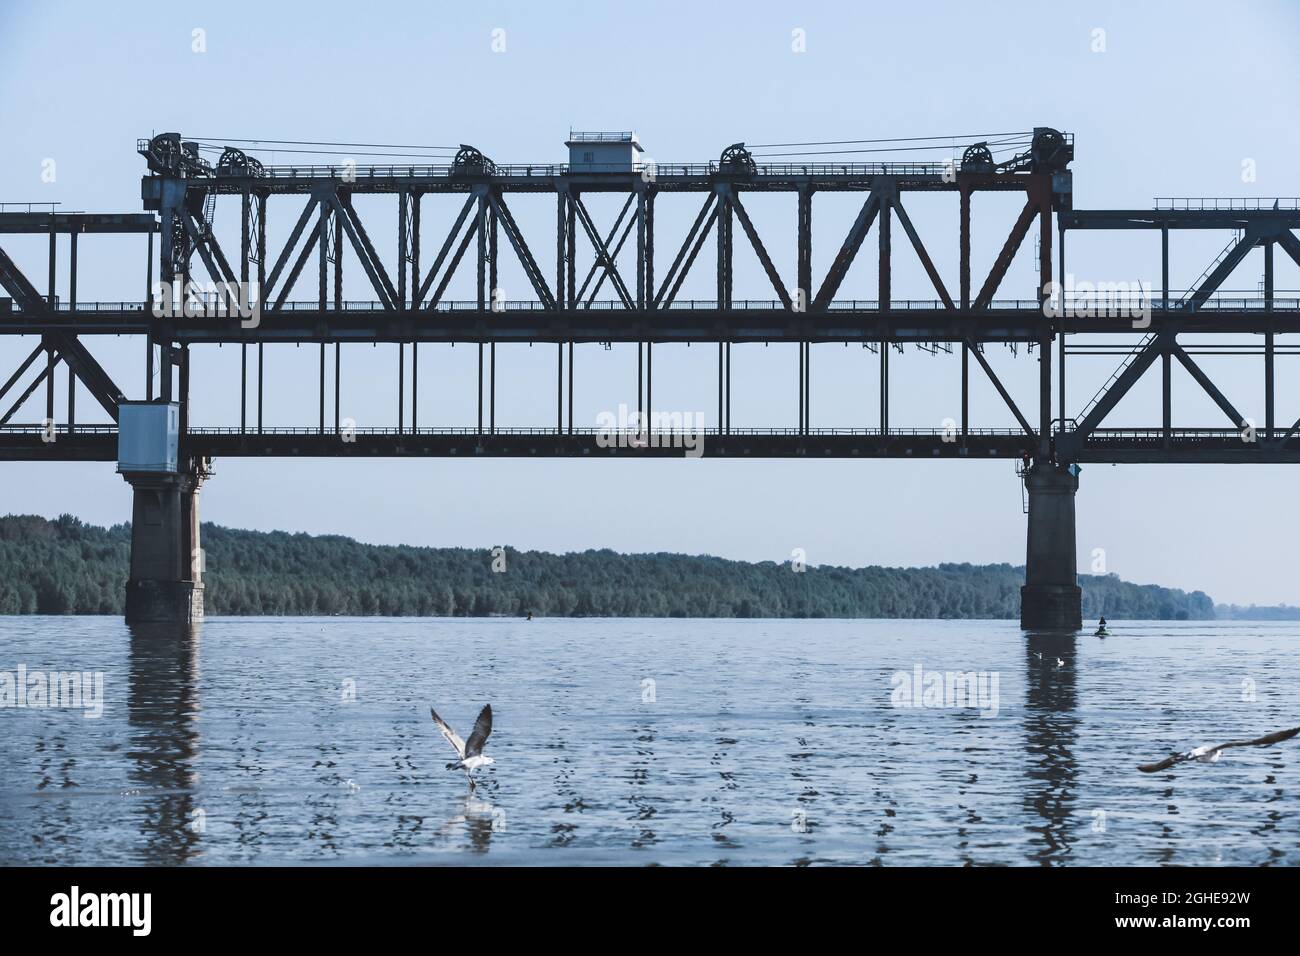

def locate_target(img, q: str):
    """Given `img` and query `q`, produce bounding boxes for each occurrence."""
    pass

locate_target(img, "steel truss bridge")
[2,128,1300,467]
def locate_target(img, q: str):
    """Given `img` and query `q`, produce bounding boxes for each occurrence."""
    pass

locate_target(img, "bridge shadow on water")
[1022,632,1080,865]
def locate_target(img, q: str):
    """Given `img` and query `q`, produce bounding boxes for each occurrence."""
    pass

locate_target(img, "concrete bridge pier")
[1020,463,1082,631]
[122,461,206,624]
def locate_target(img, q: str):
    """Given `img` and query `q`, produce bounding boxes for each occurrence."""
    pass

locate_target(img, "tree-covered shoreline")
[0,513,1216,620]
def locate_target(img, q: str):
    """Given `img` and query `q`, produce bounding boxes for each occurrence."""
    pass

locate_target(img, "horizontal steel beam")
[3,427,1298,463]
[6,305,1300,342]
[0,212,158,234]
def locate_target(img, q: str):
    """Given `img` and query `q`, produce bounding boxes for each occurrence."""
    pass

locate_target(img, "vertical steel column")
[959,182,971,311]
[1160,225,1169,312]
[646,342,653,428]
[806,343,812,433]
[320,344,327,434]
[69,230,77,310]
[717,343,724,434]
[798,342,804,432]
[1037,182,1052,460]
[1160,224,1170,449]
[257,194,267,435]
[961,343,969,439]
[240,190,250,433]
[566,189,577,306]
[797,186,812,310]
[567,341,574,435]
[556,342,563,434]
[412,193,421,432]
[334,208,343,434]
[47,229,56,307]
[1057,221,1066,438]
[476,189,486,435]
[878,343,886,434]
[397,191,408,310]
[45,345,54,422]
[179,345,189,436]
[636,185,646,309]
[555,188,567,309]
[66,234,76,434]
[1265,241,1274,440]
[319,204,328,435]
[645,191,655,310]
[879,193,891,434]
[489,200,498,434]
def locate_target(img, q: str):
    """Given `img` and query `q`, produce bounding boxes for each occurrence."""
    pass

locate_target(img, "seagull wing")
[463,704,493,758]
[1211,725,1300,754]
[1139,725,1300,772]
[430,707,466,759]
[1137,753,1184,773]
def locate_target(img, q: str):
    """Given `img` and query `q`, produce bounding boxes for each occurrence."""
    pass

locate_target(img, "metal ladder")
[1074,332,1156,425]
[1179,230,1241,304]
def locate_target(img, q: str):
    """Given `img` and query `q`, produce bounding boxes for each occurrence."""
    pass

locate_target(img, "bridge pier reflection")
[126,622,202,863]
[1022,631,1079,863]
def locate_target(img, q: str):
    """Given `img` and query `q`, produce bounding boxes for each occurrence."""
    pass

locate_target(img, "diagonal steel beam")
[1278,230,1300,270]
[654,193,717,307]
[1171,344,1246,427]
[264,195,320,300]
[585,213,637,305]
[1072,331,1171,438]
[576,193,635,302]
[271,216,323,311]
[486,191,557,309]
[965,340,1034,436]
[731,192,792,311]
[0,349,57,425]
[0,342,46,402]
[973,198,1037,309]
[330,193,398,309]
[415,193,477,308]
[891,196,954,310]
[46,332,124,420]
[571,195,634,309]
[1186,232,1257,311]
[0,243,47,312]
[182,213,238,289]
[428,217,480,310]
[813,188,882,309]
[659,202,720,309]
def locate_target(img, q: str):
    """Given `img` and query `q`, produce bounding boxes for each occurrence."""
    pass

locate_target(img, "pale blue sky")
[1,0,1298,604]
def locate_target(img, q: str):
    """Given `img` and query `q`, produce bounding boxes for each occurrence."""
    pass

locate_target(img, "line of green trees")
[0,513,1216,619]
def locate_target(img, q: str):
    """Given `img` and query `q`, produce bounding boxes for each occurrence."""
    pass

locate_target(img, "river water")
[0,616,1295,866]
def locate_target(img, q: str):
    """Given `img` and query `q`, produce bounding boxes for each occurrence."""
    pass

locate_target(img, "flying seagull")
[1138,725,1300,773]
[430,704,495,790]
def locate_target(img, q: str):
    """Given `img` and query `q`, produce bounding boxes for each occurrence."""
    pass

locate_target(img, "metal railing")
[12,292,1300,316]
[1154,197,1300,211]
[192,159,959,181]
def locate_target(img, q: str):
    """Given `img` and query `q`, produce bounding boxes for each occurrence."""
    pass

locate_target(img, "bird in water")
[430,704,494,790]
[1138,725,1300,773]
